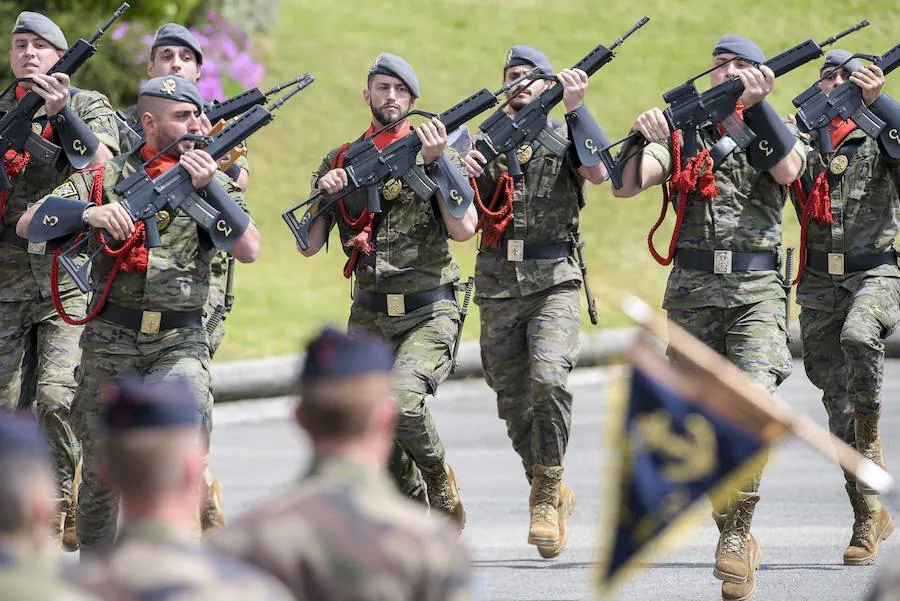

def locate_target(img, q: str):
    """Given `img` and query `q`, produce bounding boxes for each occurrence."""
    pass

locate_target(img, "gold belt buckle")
[27,241,46,254]
[385,294,406,317]
[507,239,524,262]
[713,250,733,274]
[827,253,845,275]
[140,311,162,334]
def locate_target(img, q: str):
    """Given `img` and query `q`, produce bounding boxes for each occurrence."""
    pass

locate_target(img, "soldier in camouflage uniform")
[461,46,607,559]
[790,50,900,566]
[298,53,476,529]
[0,410,101,601]
[117,22,250,534]
[67,378,293,601]
[0,12,119,552]
[18,76,260,551]
[613,36,805,601]
[210,327,474,601]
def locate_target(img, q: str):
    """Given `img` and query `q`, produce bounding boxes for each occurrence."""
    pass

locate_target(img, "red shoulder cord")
[789,174,832,284]
[330,143,377,279]
[50,165,149,325]
[0,123,52,220]
[647,131,717,265]
[471,172,514,248]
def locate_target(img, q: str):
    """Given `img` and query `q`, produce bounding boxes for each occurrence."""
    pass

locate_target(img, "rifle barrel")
[264,73,313,97]
[89,3,130,45]
[818,19,869,48]
[609,16,649,51]
[267,75,314,111]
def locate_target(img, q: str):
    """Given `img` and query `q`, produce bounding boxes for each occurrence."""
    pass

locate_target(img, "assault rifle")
[473,16,649,179]
[52,74,313,292]
[599,20,870,188]
[0,3,130,189]
[793,43,900,153]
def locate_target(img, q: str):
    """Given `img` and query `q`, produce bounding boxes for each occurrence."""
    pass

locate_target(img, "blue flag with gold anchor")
[598,334,767,591]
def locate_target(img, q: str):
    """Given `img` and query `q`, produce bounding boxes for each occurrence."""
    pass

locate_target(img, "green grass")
[214,0,900,360]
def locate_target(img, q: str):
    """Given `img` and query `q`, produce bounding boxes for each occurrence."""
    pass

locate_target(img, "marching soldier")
[297,53,477,528]
[461,46,607,558]
[613,36,805,600]
[17,76,260,551]
[790,50,900,566]
[210,327,474,600]
[0,11,119,551]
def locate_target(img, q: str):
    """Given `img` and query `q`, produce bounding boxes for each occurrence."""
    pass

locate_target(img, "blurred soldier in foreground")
[210,327,474,601]
[68,378,294,601]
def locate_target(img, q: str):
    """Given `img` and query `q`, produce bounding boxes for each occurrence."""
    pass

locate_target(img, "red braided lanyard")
[789,173,832,284]
[647,131,717,265]
[471,171,514,248]
[329,143,378,279]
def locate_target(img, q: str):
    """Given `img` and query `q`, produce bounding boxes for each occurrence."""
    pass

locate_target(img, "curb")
[211,326,900,403]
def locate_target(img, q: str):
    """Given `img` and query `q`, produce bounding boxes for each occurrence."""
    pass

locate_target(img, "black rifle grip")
[143,217,161,248]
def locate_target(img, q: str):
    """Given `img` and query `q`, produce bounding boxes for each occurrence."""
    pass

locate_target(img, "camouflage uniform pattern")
[471,118,584,477]
[643,126,802,493]
[209,456,473,601]
[48,149,242,549]
[792,128,900,480]
[0,88,119,501]
[0,552,100,601]
[311,145,465,495]
[67,522,294,601]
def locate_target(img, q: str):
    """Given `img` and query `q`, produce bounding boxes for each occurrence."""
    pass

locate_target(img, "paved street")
[210,360,900,601]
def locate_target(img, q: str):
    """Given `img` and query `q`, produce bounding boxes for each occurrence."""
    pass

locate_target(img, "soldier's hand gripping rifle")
[29,75,314,293]
[599,20,870,188]
[282,80,520,250]
[0,3,130,189]
[793,43,900,156]
[474,17,648,181]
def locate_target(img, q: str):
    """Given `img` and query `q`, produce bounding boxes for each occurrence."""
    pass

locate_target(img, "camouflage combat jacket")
[644,125,807,310]
[312,144,463,294]
[472,117,585,299]
[0,551,99,601]
[792,127,900,311]
[0,88,119,302]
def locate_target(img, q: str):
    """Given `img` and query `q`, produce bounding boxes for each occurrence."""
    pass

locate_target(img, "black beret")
[152,23,204,65]
[822,49,864,75]
[0,409,49,458]
[504,45,554,76]
[140,76,205,112]
[11,11,67,51]
[368,53,420,98]
[301,327,394,383]
[713,35,766,64]
[103,377,199,433]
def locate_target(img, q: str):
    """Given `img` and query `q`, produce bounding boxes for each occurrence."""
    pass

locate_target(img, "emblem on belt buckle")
[515,144,533,165]
[829,154,849,175]
[828,253,845,275]
[140,311,162,334]
[385,294,406,317]
[713,250,733,274]
[507,239,524,262]
[27,241,46,255]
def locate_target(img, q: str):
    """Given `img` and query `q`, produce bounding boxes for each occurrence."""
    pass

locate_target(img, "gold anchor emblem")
[449,189,464,206]
[829,154,849,175]
[516,144,533,165]
[382,178,402,201]
[584,138,599,155]
[633,410,717,483]
[161,78,177,95]
[42,214,59,227]
[154,210,171,231]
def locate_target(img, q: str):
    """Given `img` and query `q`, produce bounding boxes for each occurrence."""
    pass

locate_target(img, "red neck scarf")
[363,120,412,149]
[828,116,857,150]
[140,146,179,179]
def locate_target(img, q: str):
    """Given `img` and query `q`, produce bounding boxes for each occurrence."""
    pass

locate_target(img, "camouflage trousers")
[478,283,581,480]
[668,298,791,496]
[348,298,460,500]
[800,275,900,485]
[0,290,83,500]
[71,321,212,550]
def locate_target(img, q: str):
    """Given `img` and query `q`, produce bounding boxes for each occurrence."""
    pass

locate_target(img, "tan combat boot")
[537,481,576,559]
[200,471,226,533]
[528,465,563,547]
[713,493,762,585]
[61,460,81,551]
[422,462,466,531]
[855,412,886,495]
[844,482,894,565]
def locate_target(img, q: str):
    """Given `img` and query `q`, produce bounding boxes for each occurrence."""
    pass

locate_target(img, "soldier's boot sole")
[443,464,466,532]
[62,460,82,552]
[721,570,757,601]
[538,484,576,559]
[844,509,895,566]
[714,535,762,584]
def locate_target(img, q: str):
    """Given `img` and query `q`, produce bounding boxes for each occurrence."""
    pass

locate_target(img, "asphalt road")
[210,360,900,601]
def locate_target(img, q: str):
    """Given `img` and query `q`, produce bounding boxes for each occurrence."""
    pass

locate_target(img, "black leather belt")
[807,249,897,275]
[353,283,456,317]
[98,302,203,334]
[481,240,572,261]
[0,226,63,254]
[675,249,778,273]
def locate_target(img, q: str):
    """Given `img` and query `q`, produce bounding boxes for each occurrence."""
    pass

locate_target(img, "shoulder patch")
[52,181,79,198]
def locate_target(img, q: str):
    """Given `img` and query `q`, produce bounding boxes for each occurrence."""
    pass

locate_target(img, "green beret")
[140,76,205,112]
[11,11,67,51]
